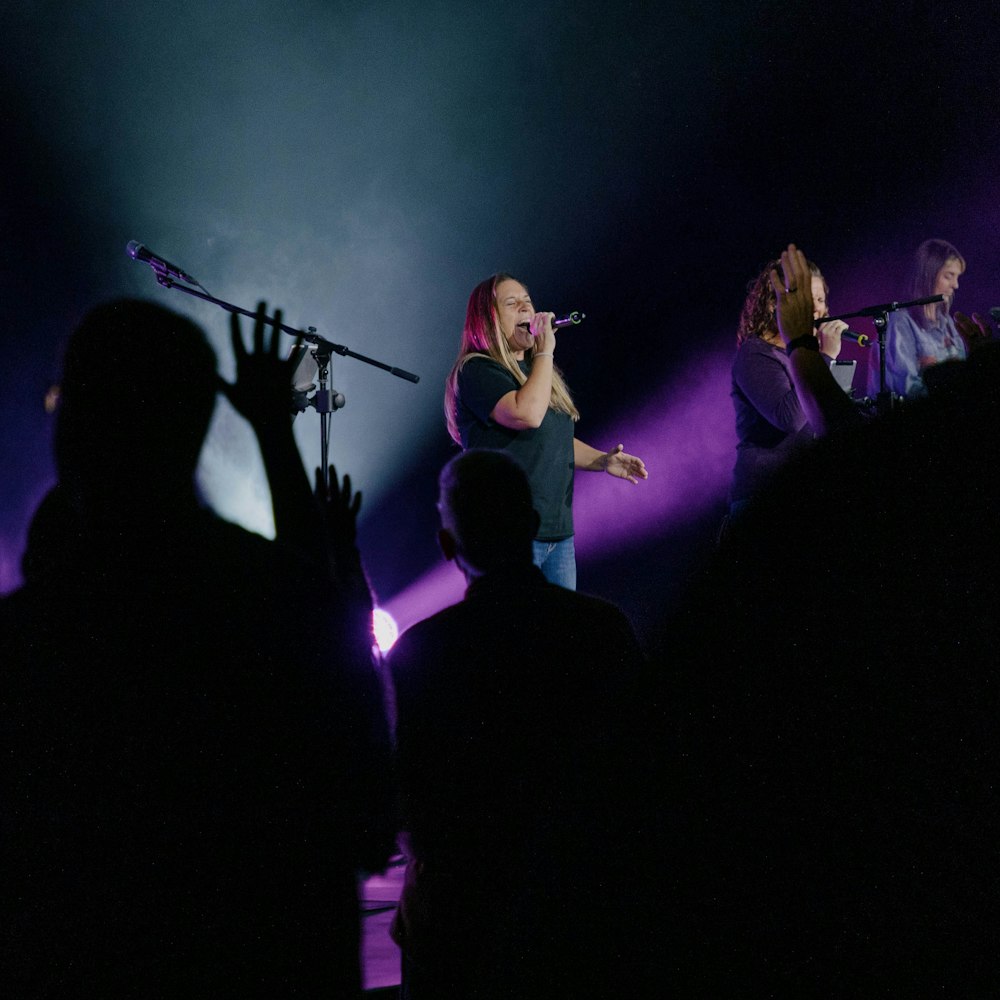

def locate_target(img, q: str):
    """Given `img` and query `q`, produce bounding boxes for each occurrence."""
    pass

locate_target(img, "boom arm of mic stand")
[819,296,941,415]
[841,294,944,321]
[298,328,420,383]
[151,274,421,383]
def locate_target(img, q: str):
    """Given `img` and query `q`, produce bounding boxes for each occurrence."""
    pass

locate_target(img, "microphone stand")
[822,294,944,416]
[292,334,346,492]
[141,264,420,490]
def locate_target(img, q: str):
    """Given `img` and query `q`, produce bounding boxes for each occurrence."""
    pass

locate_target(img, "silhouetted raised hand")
[219,301,319,557]
[314,464,371,616]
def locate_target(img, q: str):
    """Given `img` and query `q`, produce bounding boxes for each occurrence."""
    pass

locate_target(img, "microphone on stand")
[813,318,871,347]
[837,329,871,348]
[126,240,200,285]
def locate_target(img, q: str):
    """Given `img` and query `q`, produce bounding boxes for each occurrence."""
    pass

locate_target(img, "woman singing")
[729,256,846,516]
[881,239,989,398]
[444,273,647,590]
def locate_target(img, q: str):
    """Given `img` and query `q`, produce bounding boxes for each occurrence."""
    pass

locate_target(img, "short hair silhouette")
[54,299,217,489]
[438,449,538,572]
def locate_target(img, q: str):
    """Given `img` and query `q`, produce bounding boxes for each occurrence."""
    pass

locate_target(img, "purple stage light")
[381,560,465,639]
[0,541,21,595]
[376,344,737,631]
[372,607,400,653]
[573,344,737,555]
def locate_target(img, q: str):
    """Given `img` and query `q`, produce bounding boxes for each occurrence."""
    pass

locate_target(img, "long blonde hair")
[445,272,579,445]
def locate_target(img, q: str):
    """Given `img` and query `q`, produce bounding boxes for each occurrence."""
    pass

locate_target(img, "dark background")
[3,1,998,640]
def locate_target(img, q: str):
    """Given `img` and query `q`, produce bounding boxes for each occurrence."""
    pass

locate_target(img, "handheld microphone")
[838,329,870,348]
[552,311,585,329]
[517,312,586,333]
[813,319,870,348]
[126,240,199,285]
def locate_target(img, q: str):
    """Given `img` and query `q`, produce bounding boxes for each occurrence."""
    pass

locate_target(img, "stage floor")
[361,857,405,993]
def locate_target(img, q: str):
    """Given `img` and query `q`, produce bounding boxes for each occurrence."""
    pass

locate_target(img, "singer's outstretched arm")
[573,439,648,484]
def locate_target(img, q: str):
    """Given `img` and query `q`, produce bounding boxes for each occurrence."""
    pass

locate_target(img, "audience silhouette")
[388,448,651,999]
[7,266,997,997]
[1,299,393,998]
[655,274,1000,994]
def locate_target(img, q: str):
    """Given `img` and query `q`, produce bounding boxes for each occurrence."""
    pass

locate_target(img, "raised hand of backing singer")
[770,244,858,436]
[769,246,815,345]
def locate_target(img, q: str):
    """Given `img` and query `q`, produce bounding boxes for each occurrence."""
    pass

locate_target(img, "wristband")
[785,335,820,357]
[533,352,554,359]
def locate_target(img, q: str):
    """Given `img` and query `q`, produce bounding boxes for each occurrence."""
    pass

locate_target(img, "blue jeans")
[532,536,576,590]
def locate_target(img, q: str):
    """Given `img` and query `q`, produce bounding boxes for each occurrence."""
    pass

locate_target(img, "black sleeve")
[458,357,519,424]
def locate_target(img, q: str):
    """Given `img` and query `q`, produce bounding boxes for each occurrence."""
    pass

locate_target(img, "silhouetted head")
[436,449,540,578]
[54,299,217,498]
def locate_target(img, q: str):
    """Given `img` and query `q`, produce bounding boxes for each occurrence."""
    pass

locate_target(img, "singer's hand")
[954,311,993,350]
[529,312,557,355]
[817,319,846,360]
[603,445,648,485]
[769,245,815,345]
[219,301,301,431]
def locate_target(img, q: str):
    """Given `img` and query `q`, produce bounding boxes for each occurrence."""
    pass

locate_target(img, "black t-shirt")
[456,356,575,540]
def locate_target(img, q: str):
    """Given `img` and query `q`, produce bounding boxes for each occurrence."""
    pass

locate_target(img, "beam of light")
[371,607,400,654]
[574,343,736,555]
[0,0,721,562]
[380,560,465,640]
[377,343,737,631]
[0,544,21,595]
